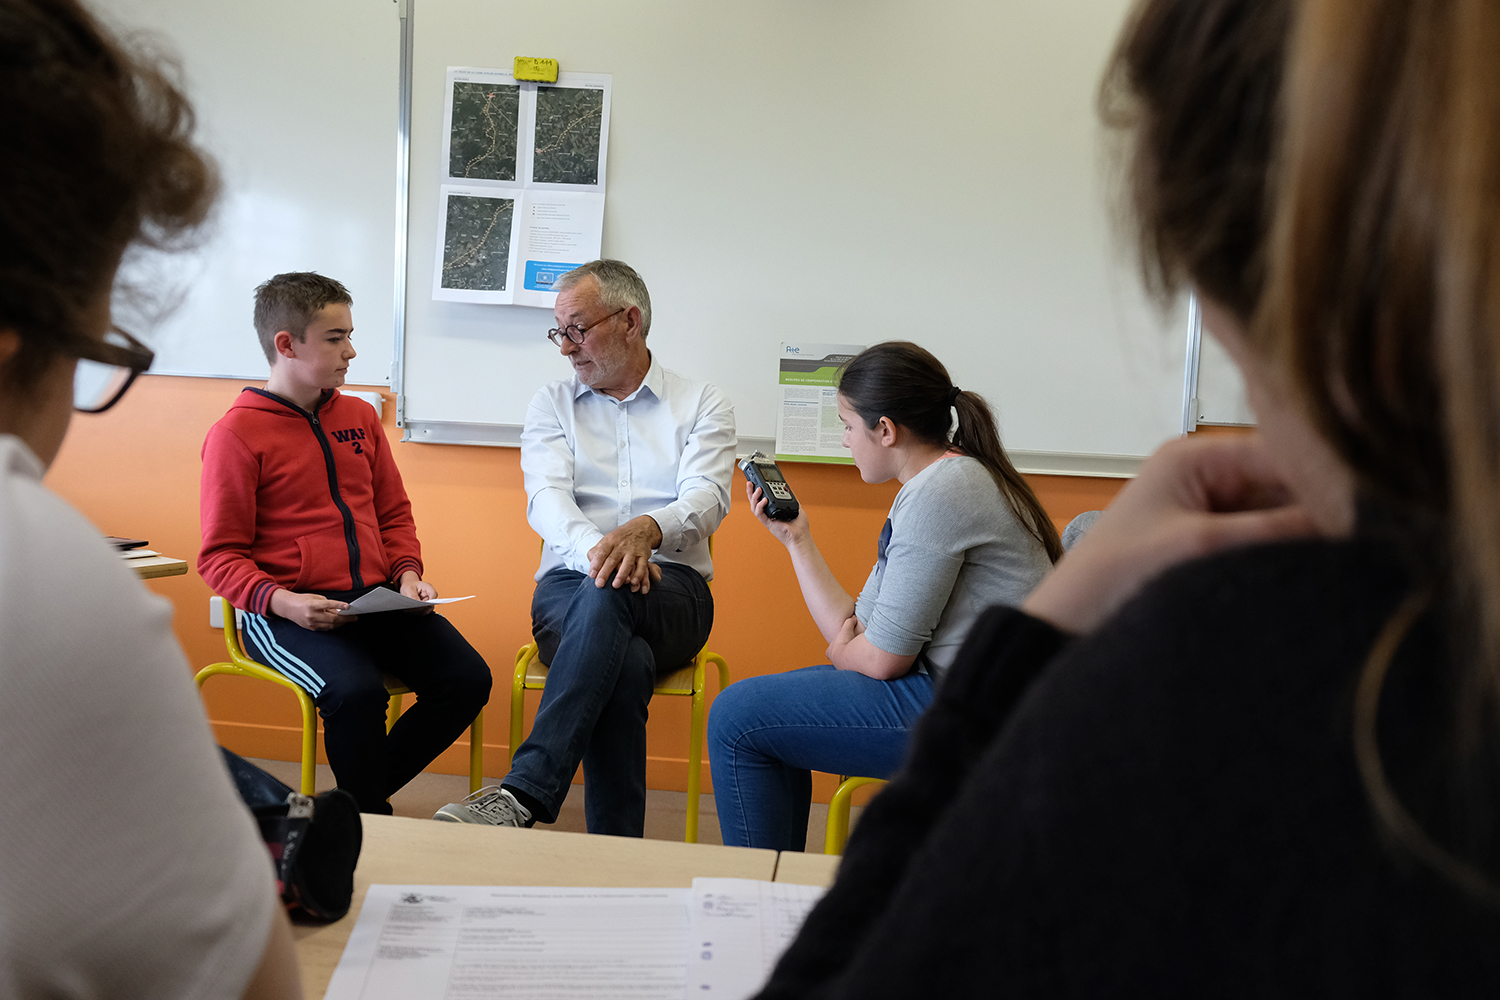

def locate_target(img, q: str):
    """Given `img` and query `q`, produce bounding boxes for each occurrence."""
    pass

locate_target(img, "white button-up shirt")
[520,355,736,581]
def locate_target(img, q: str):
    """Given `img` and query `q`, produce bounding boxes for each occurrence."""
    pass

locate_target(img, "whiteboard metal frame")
[393,0,415,424]
[1180,292,1202,435]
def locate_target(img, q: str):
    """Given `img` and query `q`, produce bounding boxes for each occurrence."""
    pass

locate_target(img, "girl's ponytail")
[839,341,1062,563]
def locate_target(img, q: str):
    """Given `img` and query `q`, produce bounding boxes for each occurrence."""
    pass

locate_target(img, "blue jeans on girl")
[707,664,934,850]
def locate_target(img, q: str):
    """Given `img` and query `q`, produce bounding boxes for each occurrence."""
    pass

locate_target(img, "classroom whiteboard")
[1179,295,1254,431]
[95,0,399,385]
[1195,331,1256,426]
[398,0,1186,476]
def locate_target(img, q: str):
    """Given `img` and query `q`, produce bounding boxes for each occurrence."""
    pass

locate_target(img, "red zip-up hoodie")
[198,388,422,614]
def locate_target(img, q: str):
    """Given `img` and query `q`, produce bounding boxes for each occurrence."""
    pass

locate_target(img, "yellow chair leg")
[686,662,706,844]
[386,692,402,733]
[510,646,532,767]
[824,776,888,855]
[509,640,729,842]
[469,708,485,793]
[298,690,318,796]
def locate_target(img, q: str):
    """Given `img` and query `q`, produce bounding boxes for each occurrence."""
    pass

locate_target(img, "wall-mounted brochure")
[433,66,611,308]
[774,342,865,464]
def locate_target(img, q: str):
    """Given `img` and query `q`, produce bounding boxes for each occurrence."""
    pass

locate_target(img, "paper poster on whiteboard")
[432,186,520,304]
[433,67,610,306]
[774,342,865,464]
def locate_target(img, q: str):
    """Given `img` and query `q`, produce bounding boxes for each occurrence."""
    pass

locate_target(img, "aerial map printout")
[434,66,611,307]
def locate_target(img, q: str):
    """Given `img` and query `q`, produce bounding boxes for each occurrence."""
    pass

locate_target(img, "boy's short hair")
[253,272,353,363]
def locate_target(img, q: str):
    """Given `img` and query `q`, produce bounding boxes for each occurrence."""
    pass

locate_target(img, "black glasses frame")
[546,307,626,347]
[71,325,155,414]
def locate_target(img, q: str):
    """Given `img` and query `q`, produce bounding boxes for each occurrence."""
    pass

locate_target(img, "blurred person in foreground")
[0,0,300,996]
[756,0,1500,994]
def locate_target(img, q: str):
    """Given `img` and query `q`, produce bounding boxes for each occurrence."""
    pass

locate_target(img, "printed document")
[323,878,824,999]
[324,884,691,999]
[336,591,476,616]
[774,342,865,464]
[686,878,826,999]
[433,67,611,307]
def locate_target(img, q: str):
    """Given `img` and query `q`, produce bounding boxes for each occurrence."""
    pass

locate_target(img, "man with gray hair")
[434,259,736,836]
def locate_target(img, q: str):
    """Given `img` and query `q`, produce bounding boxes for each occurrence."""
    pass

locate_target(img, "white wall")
[400,0,1186,469]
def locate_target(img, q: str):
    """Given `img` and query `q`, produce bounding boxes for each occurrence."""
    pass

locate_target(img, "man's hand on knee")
[587,516,664,593]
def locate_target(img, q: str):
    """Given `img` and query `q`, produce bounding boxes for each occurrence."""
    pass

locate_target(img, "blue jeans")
[707,664,934,850]
[505,564,713,836]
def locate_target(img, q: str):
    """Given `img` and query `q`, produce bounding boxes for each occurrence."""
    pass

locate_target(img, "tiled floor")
[243,757,859,852]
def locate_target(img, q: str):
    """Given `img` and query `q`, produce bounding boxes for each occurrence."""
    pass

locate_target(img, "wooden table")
[293,815,779,998]
[126,553,188,579]
[773,850,840,888]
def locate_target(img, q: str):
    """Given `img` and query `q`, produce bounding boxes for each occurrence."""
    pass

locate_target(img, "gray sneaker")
[432,785,532,827]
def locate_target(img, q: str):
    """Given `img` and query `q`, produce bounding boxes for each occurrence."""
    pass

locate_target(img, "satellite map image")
[448,81,520,181]
[441,194,513,291]
[532,86,604,185]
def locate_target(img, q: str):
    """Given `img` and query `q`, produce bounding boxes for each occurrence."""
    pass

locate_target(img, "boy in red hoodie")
[199,272,491,813]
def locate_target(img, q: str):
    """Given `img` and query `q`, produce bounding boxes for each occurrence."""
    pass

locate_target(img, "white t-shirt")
[0,435,276,999]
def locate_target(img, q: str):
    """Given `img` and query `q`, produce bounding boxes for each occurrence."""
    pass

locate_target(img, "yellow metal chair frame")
[510,641,728,843]
[196,602,484,797]
[824,775,888,855]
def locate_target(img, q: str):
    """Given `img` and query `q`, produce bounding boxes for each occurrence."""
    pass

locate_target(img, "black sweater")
[757,532,1500,998]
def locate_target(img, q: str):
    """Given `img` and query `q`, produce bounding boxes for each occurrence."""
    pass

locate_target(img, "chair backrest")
[209,595,260,669]
[1061,510,1102,551]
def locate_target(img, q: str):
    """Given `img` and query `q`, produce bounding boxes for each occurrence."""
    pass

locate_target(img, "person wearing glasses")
[434,259,735,836]
[0,0,301,996]
[198,272,491,815]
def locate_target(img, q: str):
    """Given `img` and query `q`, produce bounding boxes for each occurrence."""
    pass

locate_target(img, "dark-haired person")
[755,0,1500,994]
[198,271,491,815]
[708,341,1058,850]
[0,0,300,997]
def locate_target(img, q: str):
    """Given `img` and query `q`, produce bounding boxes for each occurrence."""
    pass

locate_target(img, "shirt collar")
[1,434,44,481]
[572,351,661,403]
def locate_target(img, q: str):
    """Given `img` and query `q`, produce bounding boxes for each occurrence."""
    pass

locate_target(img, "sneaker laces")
[461,785,528,825]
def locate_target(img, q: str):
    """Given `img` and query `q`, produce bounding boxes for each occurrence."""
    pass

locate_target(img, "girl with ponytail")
[708,340,1056,850]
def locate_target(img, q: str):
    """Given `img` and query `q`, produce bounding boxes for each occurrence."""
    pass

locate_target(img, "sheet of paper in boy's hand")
[322,884,691,1000]
[687,877,826,999]
[335,590,476,615]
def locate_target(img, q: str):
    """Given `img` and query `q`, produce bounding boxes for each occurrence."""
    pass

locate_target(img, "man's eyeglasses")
[72,326,154,413]
[546,308,625,347]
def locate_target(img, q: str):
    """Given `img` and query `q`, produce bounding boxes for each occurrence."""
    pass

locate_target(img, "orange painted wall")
[45,374,1126,801]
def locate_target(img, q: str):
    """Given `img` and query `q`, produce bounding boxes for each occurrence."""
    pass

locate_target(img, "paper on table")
[687,878,826,999]
[336,591,477,615]
[323,884,691,1000]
